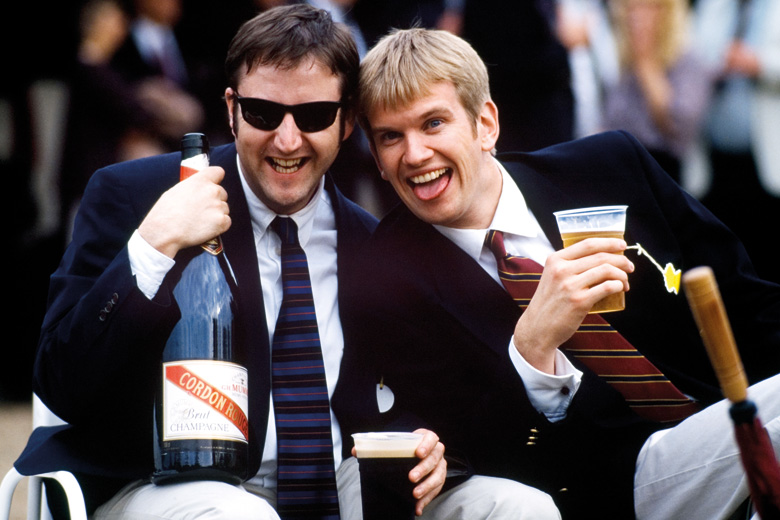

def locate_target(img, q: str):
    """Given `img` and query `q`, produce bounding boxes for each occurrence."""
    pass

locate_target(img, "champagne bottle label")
[162,360,249,443]
[179,152,223,255]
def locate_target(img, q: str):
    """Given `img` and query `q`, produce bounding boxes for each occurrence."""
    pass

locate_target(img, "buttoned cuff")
[508,339,583,422]
[128,229,175,300]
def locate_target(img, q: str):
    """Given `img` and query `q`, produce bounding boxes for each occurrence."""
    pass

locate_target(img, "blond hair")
[358,28,491,133]
[610,0,690,69]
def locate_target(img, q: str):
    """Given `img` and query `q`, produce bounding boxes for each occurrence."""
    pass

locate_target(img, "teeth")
[270,158,302,173]
[410,168,447,185]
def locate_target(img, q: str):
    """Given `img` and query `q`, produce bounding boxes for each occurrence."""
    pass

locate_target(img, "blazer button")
[102,293,119,316]
[99,309,108,322]
[527,427,539,446]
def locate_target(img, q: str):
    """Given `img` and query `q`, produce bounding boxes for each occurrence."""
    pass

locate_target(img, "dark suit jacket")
[352,131,780,518]
[16,143,378,511]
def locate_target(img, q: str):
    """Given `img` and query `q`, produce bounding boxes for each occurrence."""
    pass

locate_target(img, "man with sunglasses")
[15,5,538,519]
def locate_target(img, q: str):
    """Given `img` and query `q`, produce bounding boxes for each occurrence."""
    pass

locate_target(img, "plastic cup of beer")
[352,432,422,520]
[553,205,628,313]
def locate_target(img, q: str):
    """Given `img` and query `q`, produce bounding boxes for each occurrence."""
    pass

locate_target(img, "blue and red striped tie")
[270,216,340,519]
[486,229,699,423]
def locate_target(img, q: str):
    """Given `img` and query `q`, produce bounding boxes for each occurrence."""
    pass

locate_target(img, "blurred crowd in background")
[2,0,778,401]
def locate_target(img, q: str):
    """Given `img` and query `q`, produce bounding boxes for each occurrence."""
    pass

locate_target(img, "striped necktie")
[486,229,699,423]
[270,216,340,519]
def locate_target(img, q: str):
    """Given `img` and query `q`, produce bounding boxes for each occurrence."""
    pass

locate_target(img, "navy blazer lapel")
[499,155,577,251]
[324,174,377,311]
[395,210,520,358]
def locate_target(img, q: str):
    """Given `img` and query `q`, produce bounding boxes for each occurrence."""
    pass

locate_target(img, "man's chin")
[263,184,321,215]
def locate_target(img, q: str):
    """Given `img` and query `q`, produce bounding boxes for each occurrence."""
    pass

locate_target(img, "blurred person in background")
[692,0,780,284]
[456,0,576,152]
[555,0,618,139]
[111,0,205,153]
[600,0,715,184]
[60,0,164,242]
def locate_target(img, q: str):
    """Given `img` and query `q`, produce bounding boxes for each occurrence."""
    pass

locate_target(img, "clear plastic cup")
[554,205,628,313]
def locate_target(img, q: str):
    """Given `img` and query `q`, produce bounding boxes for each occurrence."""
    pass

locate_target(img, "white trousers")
[634,373,780,520]
[93,456,561,520]
[90,375,780,519]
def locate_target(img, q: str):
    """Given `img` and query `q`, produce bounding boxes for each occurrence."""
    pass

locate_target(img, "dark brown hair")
[225,4,359,112]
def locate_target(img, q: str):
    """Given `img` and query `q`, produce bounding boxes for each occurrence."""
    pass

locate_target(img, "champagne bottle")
[153,133,248,485]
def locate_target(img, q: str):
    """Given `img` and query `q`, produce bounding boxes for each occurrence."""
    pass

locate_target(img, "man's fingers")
[410,439,444,483]
[413,451,446,515]
[407,429,446,515]
[412,429,440,459]
[197,165,226,184]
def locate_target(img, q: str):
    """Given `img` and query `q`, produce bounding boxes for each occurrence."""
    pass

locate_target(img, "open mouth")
[268,157,306,174]
[408,167,451,201]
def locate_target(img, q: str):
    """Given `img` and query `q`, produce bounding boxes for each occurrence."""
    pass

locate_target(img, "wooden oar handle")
[682,266,748,403]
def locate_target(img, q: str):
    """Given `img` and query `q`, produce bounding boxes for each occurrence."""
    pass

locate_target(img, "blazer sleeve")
[618,131,780,381]
[34,157,182,427]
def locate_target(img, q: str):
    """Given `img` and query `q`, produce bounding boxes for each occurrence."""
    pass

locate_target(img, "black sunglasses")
[233,93,342,133]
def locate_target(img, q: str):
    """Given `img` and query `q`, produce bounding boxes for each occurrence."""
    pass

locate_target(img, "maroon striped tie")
[486,229,699,423]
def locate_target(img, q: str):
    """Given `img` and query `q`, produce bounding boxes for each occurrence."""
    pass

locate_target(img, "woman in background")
[601,0,714,183]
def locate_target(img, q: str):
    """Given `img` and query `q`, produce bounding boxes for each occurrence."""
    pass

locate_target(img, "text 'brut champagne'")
[153,133,248,485]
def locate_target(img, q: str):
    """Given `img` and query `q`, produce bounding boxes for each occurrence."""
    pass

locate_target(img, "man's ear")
[225,87,237,138]
[341,113,355,143]
[478,99,500,152]
[364,130,388,181]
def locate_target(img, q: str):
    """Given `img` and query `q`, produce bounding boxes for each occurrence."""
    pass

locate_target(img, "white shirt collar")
[434,159,541,262]
[237,157,326,248]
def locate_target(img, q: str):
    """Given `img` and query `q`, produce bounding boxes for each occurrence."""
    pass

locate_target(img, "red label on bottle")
[164,362,249,441]
[180,153,209,181]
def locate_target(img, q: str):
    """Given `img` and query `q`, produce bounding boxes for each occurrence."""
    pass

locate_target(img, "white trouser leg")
[93,479,280,520]
[419,474,561,520]
[634,374,780,520]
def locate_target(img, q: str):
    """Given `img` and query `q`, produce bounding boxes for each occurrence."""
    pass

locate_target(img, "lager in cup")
[353,432,422,520]
[554,205,628,313]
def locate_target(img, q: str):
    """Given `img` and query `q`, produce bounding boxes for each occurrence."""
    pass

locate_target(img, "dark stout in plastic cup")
[353,433,422,520]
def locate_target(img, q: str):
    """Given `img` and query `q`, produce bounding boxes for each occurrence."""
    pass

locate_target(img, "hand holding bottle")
[139,166,231,258]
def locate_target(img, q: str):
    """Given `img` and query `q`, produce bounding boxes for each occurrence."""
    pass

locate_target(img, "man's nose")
[402,133,434,167]
[273,113,303,152]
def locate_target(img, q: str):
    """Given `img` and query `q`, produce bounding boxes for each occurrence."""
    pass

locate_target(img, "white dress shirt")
[128,159,343,491]
[434,159,582,422]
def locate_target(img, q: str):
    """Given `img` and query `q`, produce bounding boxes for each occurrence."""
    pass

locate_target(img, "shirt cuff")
[508,339,583,422]
[128,229,175,300]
